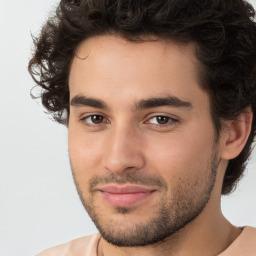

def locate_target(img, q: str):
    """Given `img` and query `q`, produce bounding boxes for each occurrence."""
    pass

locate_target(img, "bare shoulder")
[36,234,100,256]
[219,226,256,256]
[243,226,256,244]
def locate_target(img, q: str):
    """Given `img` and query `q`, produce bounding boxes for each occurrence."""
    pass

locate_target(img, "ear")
[221,106,253,160]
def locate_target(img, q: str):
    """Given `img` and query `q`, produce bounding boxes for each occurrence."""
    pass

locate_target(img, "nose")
[103,125,145,174]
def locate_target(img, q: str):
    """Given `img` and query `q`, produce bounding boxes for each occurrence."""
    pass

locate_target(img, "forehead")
[71,35,198,78]
[69,35,208,111]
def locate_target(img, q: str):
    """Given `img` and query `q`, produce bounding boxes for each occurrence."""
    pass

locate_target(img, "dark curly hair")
[28,0,256,195]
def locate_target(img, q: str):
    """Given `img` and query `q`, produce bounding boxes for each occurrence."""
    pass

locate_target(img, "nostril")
[104,165,137,175]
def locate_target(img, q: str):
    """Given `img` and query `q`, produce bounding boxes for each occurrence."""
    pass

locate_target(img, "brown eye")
[156,116,169,124]
[90,115,104,124]
[80,114,109,129]
[146,115,177,128]
[82,115,107,125]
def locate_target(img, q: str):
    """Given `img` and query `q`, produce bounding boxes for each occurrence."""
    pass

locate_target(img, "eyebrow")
[70,95,109,110]
[70,94,192,111]
[134,96,192,110]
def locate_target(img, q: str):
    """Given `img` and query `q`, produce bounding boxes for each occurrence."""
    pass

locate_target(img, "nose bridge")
[104,122,144,174]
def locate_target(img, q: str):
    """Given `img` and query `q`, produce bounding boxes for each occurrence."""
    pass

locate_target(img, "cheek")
[146,125,215,179]
[68,128,104,183]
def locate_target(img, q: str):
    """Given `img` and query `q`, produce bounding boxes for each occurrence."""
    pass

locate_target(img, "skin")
[68,35,251,256]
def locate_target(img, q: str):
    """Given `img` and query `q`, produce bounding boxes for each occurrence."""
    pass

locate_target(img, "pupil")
[157,116,168,124]
[92,115,103,124]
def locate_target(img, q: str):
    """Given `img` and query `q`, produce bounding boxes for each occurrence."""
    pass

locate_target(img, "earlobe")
[221,106,253,160]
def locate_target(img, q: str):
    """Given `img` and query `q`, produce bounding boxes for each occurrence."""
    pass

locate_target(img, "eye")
[145,115,178,127]
[149,116,170,125]
[81,114,108,126]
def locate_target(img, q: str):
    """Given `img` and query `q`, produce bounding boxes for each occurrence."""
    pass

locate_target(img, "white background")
[0,1,255,255]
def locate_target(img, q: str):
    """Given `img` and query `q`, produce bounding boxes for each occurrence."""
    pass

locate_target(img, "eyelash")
[80,115,109,128]
[80,114,178,129]
[145,116,178,128]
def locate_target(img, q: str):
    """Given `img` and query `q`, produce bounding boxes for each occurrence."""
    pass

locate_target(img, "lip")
[98,185,156,207]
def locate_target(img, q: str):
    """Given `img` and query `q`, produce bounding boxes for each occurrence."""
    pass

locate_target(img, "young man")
[29,0,256,255]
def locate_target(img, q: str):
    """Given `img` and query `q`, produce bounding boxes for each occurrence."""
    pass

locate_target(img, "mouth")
[98,184,156,207]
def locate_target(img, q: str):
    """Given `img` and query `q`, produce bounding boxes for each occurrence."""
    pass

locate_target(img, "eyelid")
[145,112,179,121]
[80,113,110,126]
[79,112,179,128]
[144,114,179,128]
[79,111,108,119]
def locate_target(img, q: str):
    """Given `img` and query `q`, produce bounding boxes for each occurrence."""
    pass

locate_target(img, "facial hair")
[71,149,219,247]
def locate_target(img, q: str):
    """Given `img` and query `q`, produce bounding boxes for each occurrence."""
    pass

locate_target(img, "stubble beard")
[71,150,219,247]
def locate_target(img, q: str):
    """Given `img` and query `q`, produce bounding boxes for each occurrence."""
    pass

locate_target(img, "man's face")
[68,36,220,246]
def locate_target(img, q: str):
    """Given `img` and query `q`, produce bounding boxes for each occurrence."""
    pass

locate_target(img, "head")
[29,0,256,247]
